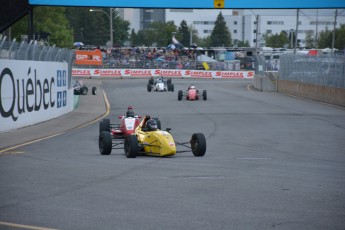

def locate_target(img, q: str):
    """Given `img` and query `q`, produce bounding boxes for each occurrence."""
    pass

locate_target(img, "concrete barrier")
[254,72,345,107]
[278,80,345,107]
[254,71,278,92]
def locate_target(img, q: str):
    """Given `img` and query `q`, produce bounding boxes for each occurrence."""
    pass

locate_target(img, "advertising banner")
[72,68,254,79]
[0,60,73,132]
[75,50,103,66]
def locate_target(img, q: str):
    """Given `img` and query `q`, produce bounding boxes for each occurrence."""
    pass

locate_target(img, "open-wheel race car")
[99,115,206,158]
[147,76,174,92]
[73,79,97,95]
[178,85,207,101]
[99,106,142,140]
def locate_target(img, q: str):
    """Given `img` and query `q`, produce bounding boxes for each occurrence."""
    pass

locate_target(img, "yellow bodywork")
[135,118,176,156]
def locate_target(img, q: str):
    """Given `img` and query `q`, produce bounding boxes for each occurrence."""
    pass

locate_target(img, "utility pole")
[255,14,259,53]
[315,9,319,48]
[332,9,338,52]
[294,9,299,54]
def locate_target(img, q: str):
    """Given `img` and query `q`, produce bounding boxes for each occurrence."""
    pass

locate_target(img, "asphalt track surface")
[0,78,344,230]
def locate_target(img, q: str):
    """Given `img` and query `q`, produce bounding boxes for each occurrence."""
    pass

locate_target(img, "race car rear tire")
[149,78,154,85]
[92,87,97,95]
[147,84,151,92]
[170,84,174,92]
[202,90,207,100]
[191,133,206,157]
[124,135,138,158]
[81,87,88,95]
[99,131,112,155]
[178,90,183,101]
[167,78,172,86]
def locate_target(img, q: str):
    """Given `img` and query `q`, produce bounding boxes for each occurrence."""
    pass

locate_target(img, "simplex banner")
[72,68,255,79]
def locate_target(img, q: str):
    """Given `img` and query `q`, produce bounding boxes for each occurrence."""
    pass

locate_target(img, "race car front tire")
[190,133,206,157]
[81,87,88,95]
[178,90,183,101]
[99,131,112,155]
[202,90,207,100]
[124,135,139,158]
[147,84,151,92]
[92,87,97,95]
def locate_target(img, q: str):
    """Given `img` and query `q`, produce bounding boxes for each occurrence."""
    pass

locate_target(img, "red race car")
[99,106,141,139]
[178,85,207,101]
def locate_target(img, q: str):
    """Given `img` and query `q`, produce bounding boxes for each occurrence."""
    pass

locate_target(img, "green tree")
[264,31,289,48]
[177,20,190,47]
[130,29,139,46]
[317,27,332,48]
[66,7,108,46]
[144,21,177,47]
[334,24,345,50]
[193,35,211,48]
[11,6,73,48]
[112,15,130,46]
[236,40,250,47]
[209,12,231,47]
[262,31,288,48]
[66,8,130,47]
[304,30,315,48]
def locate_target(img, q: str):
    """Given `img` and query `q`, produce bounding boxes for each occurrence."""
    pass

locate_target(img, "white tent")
[196,54,217,62]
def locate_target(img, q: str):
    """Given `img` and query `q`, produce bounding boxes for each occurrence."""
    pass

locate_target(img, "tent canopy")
[197,54,217,62]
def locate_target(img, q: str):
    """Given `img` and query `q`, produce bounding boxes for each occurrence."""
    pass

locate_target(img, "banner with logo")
[0,60,73,132]
[75,50,103,66]
[72,68,254,79]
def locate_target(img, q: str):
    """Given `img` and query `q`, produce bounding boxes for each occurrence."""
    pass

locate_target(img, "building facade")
[120,8,345,48]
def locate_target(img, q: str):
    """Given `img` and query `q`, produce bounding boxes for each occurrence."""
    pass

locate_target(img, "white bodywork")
[124,117,136,130]
[155,82,166,91]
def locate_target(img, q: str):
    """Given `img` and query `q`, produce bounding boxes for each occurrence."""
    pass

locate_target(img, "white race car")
[147,77,174,92]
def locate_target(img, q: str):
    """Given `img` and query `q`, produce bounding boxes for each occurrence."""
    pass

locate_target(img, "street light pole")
[110,8,113,47]
[90,8,114,46]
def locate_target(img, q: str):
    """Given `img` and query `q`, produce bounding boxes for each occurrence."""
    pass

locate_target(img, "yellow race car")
[99,115,206,158]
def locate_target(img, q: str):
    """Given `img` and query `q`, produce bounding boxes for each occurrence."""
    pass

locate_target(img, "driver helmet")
[146,119,158,131]
[126,106,134,117]
[190,85,196,89]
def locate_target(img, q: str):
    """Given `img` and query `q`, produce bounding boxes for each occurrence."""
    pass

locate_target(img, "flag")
[172,37,179,44]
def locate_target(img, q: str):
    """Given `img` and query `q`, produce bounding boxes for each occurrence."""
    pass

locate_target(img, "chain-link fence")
[0,37,74,62]
[255,53,345,89]
[0,36,75,87]
[279,54,345,88]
